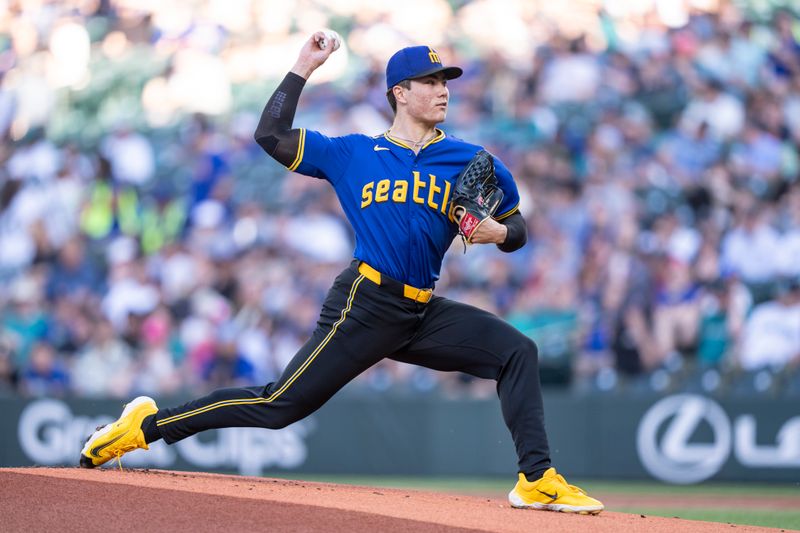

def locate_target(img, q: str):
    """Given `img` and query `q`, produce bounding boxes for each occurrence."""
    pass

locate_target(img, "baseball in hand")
[317,30,341,51]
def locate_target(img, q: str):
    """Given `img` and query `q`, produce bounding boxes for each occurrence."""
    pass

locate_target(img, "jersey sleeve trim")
[286,128,306,171]
[494,203,519,221]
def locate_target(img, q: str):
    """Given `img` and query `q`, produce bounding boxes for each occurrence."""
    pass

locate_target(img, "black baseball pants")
[153,260,551,476]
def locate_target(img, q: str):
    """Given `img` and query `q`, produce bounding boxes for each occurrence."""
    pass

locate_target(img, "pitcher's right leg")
[153,269,374,444]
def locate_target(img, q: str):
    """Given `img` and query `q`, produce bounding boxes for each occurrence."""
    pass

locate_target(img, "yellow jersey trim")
[384,133,411,150]
[157,274,366,428]
[420,128,445,150]
[494,203,520,221]
[384,128,445,151]
[287,128,306,171]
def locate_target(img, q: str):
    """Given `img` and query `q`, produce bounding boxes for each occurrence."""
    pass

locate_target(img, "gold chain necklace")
[388,129,437,148]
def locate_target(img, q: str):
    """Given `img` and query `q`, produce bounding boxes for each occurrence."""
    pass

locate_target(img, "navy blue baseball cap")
[386,46,463,89]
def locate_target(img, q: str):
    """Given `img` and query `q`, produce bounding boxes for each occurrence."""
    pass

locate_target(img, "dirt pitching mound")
[0,468,781,532]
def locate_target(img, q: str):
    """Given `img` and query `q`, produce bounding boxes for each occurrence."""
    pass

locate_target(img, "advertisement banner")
[1,392,798,483]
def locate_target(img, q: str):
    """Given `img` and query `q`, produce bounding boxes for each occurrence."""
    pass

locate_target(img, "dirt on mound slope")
[0,468,782,533]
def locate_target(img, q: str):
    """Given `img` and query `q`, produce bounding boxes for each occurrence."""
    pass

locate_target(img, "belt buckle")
[415,288,432,303]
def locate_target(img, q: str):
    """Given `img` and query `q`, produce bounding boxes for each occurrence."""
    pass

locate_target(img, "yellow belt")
[358,262,433,304]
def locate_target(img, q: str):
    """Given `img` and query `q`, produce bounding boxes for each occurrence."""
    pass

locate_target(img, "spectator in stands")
[661,121,722,185]
[47,297,94,354]
[0,336,19,395]
[201,328,256,388]
[131,306,182,396]
[1,1,800,395]
[729,122,784,185]
[679,79,745,141]
[767,9,800,81]
[605,216,658,374]
[71,319,134,398]
[721,205,781,285]
[777,184,800,278]
[99,125,155,187]
[695,276,752,367]
[1,275,49,368]
[574,233,613,375]
[45,235,104,302]
[739,278,800,371]
[652,255,702,366]
[18,341,69,397]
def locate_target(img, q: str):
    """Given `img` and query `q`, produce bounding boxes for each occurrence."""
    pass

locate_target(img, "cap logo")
[386,45,462,89]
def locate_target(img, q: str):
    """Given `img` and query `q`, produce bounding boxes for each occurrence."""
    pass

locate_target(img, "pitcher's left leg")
[391,297,603,514]
[391,296,550,477]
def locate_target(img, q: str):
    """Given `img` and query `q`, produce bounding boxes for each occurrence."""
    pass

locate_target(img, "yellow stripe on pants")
[157,274,366,427]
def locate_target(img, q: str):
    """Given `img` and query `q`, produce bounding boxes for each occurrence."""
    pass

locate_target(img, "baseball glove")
[448,149,504,244]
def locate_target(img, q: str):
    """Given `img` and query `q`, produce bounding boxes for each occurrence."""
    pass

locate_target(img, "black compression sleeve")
[496,212,527,253]
[253,72,306,166]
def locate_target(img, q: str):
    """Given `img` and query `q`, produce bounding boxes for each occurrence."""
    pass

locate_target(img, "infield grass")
[269,474,800,531]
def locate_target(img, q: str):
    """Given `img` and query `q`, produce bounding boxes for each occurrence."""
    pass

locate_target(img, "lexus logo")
[637,394,731,484]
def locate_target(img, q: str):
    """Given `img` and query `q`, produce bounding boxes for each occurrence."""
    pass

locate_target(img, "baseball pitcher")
[80,31,603,515]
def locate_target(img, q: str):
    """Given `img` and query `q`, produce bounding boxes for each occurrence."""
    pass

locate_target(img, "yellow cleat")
[508,468,604,514]
[79,396,158,468]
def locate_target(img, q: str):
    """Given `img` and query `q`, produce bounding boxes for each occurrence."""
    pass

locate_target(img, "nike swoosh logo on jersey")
[373,146,390,151]
[537,489,559,501]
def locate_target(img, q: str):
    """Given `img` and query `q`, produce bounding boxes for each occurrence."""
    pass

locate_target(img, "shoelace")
[553,473,587,495]
[111,441,141,471]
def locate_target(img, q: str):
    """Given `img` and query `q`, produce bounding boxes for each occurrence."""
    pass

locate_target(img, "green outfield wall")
[1,391,798,484]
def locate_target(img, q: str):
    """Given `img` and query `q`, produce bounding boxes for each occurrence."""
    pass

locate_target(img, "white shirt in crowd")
[100,129,155,185]
[740,301,800,370]
[777,229,800,277]
[721,223,781,283]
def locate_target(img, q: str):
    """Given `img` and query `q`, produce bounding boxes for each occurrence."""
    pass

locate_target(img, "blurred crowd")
[1,0,800,399]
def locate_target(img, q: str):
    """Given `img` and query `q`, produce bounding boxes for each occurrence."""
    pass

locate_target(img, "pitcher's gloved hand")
[448,149,504,244]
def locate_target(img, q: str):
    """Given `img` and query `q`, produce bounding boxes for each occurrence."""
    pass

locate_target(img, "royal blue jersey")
[287,128,520,288]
